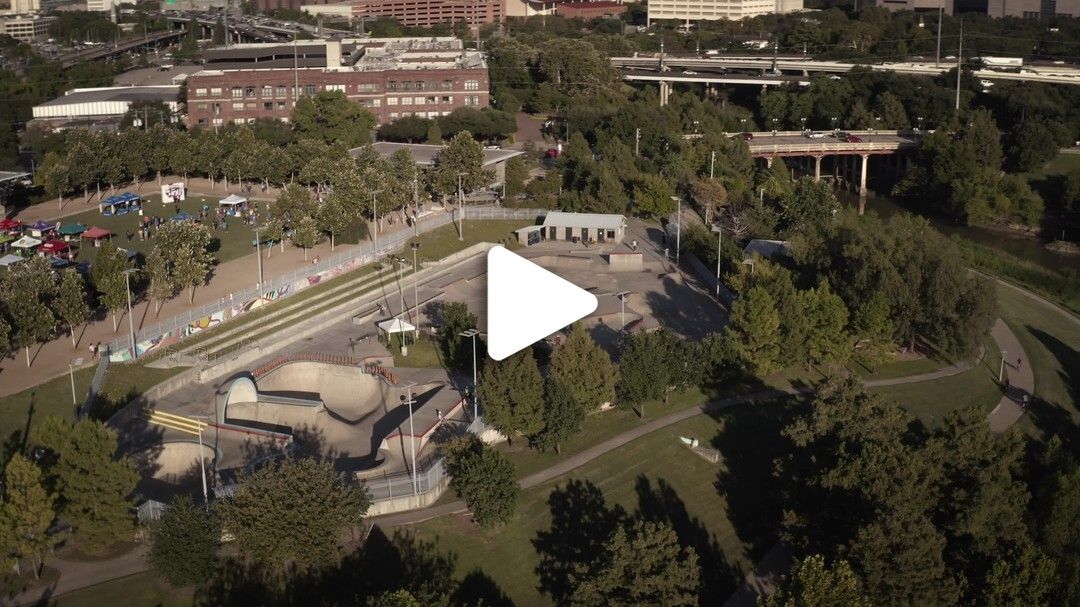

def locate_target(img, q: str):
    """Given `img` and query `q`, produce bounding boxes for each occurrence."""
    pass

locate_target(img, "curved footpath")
[12,308,1046,605]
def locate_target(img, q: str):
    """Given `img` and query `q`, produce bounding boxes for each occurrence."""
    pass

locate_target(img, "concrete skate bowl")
[133,440,216,503]
[253,360,391,423]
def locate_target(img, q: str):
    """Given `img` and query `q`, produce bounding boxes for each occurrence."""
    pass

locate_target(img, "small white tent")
[378,318,416,335]
[218,194,247,206]
[11,235,41,250]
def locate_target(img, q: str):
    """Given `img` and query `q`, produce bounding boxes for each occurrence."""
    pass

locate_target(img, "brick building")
[554,0,626,18]
[185,37,489,129]
[302,0,501,26]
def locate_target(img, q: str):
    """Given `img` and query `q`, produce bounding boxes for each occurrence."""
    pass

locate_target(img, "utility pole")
[635,127,641,157]
[675,196,681,265]
[254,225,264,291]
[713,226,722,297]
[955,19,963,111]
[371,190,380,254]
[403,383,418,495]
[123,268,138,359]
[457,172,465,241]
[709,150,715,180]
[411,243,420,340]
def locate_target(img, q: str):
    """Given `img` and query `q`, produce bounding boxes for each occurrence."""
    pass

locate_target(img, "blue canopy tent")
[99,192,142,216]
[170,211,195,223]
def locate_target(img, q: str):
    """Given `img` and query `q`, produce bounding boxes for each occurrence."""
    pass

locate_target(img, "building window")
[325,84,345,92]
[276,85,287,97]
[212,118,223,126]
[277,101,286,110]
[261,85,272,97]
[245,102,256,109]
[372,99,381,107]
[464,80,479,91]
[263,102,273,110]
[402,97,413,105]
[197,118,207,126]
[464,95,480,106]
[231,87,243,98]
[441,79,453,90]
[415,81,425,91]
[390,112,399,119]
[213,103,221,115]
[245,86,256,97]
[387,81,398,91]
[195,88,208,97]
[302,84,317,96]
[427,96,437,104]
[441,96,451,104]
[414,96,425,105]
[232,102,244,111]
[210,87,222,96]
[197,103,208,111]
[357,83,377,93]
[234,118,245,125]
[387,97,398,106]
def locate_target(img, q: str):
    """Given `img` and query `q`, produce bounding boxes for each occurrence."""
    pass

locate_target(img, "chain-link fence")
[107,206,550,356]
[360,455,446,502]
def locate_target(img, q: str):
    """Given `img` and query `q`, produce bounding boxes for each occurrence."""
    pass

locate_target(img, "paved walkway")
[986,319,1035,433]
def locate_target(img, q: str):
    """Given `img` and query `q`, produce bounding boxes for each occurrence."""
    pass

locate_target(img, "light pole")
[400,382,418,495]
[460,329,480,420]
[68,357,84,407]
[674,195,681,265]
[395,257,409,353]
[370,190,381,256]
[709,150,716,180]
[192,414,209,507]
[122,268,138,359]
[613,291,629,329]
[411,242,420,340]
[456,172,466,241]
[254,225,264,292]
[712,225,722,297]
[999,350,1007,383]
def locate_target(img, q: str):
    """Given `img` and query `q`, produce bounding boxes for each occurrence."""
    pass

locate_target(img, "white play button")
[486,246,598,361]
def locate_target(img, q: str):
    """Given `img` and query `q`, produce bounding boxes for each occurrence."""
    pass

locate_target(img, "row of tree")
[0,257,91,366]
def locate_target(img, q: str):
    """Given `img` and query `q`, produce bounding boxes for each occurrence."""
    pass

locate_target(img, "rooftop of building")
[354,142,523,167]
[542,211,627,230]
[35,85,181,107]
[194,37,485,74]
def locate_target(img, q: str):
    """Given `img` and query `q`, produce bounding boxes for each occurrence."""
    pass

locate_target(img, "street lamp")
[146,410,210,508]
[709,149,716,180]
[410,242,420,340]
[371,190,381,256]
[712,225,723,297]
[613,291,629,329]
[800,117,807,132]
[999,350,1007,383]
[254,224,265,292]
[400,382,419,495]
[191,414,210,507]
[460,328,480,420]
[770,118,778,136]
[456,172,467,241]
[917,116,925,133]
[395,257,409,353]
[673,195,681,265]
[122,268,138,359]
[69,357,84,407]
[831,116,838,133]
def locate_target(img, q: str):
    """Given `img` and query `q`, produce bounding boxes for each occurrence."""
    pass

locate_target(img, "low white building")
[32,85,182,120]
[540,211,627,244]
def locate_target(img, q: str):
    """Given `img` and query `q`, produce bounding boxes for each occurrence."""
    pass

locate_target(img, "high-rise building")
[0,13,53,40]
[986,0,1078,17]
[647,0,802,24]
[86,0,112,12]
[4,0,41,15]
[302,0,501,26]
[185,37,489,129]
[864,0,953,14]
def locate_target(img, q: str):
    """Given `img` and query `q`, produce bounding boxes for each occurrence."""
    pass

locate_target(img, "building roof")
[361,142,524,167]
[542,211,626,230]
[743,239,790,258]
[0,171,30,184]
[35,85,181,108]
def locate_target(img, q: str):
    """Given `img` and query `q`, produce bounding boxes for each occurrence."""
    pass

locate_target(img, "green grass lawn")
[995,283,1080,444]
[408,409,794,606]
[393,335,444,369]
[403,219,526,262]
[52,572,194,607]
[53,193,258,267]
[0,362,95,450]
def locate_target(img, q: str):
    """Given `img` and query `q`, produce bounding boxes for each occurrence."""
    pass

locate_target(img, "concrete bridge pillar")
[659,81,671,106]
[765,156,774,168]
[813,155,823,181]
[858,154,869,215]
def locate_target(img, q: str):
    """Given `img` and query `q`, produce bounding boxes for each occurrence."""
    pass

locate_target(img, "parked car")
[545,148,561,158]
[805,131,826,139]
[683,70,699,75]
[845,135,863,143]
[739,132,754,141]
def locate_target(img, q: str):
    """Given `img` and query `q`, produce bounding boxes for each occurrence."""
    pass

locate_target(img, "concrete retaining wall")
[365,472,451,517]
[684,251,735,305]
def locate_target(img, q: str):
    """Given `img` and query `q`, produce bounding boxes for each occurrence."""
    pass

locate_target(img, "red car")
[545,148,561,158]
[739,132,754,141]
[845,135,863,143]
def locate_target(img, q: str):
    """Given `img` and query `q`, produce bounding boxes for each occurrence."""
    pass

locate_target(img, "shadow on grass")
[1026,326,1079,451]
[710,398,803,561]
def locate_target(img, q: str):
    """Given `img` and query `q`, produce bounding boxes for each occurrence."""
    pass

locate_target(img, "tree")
[54,269,90,349]
[291,90,375,148]
[29,417,138,554]
[370,589,423,607]
[504,155,528,199]
[292,216,322,260]
[1037,465,1079,603]
[875,92,909,129]
[0,454,59,578]
[779,177,838,232]
[436,301,479,373]
[572,520,699,606]
[1009,119,1059,172]
[632,173,676,218]
[477,349,545,441]
[762,555,871,607]
[35,151,71,209]
[443,435,518,527]
[690,178,727,225]
[152,221,215,303]
[90,242,131,332]
[981,546,1057,607]
[800,280,850,368]
[215,458,369,570]
[431,131,489,200]
[149,494,220,586]
[962,108,1002,171]
[725,286,782,375]
[616,329,692,416]
[534,378,585,454]
[536,38,617,95]
[425,120,443,144]
[1,257,58,367]
[549,323,616,412]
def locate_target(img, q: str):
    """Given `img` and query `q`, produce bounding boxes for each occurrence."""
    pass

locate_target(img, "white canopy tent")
[0,254,25,267]
[11,235,41,250]
[218,194,247,206]
[377,318,416,334]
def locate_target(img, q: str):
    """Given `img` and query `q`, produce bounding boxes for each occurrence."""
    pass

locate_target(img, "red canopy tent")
[0,218,22,231]
[39,240,70,254]
[81,226,112,240]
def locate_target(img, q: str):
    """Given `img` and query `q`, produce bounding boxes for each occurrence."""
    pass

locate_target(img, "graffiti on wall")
[108,260,356,362]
